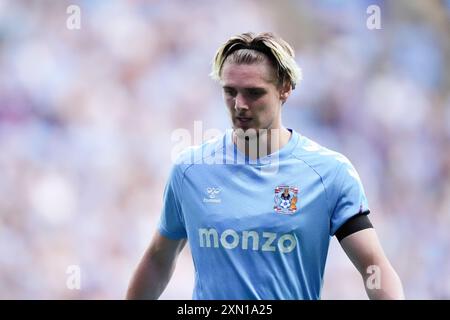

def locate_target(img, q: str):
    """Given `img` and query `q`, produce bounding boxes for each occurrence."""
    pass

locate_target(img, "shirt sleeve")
[158,165,187,240]
[329,160,370,236]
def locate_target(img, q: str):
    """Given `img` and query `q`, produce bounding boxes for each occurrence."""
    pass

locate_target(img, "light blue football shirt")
[158,129,370,300]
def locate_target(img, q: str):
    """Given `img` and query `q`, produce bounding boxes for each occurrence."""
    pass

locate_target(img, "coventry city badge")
[274,185,299,214]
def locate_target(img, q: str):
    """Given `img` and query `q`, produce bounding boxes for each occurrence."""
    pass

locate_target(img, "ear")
[279,81,292,104]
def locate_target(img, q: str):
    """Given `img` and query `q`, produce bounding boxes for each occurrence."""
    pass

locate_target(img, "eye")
[246,89,265,98]
[223,88,237,97]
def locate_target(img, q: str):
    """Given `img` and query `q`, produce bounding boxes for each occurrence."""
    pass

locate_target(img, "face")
[220,58,291,133]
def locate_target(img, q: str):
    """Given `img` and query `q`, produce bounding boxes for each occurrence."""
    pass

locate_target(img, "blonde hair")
[210,32,302,89]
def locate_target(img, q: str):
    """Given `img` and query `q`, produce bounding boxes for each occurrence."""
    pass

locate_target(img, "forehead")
[220,60,277,88]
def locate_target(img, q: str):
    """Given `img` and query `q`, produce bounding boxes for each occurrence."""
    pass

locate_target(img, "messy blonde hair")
[210,32,302,89]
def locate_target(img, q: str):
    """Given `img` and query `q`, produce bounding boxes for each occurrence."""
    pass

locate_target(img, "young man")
[126,32,404,300]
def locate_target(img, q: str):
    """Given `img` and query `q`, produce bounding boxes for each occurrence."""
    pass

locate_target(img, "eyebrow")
[222,86,267,91]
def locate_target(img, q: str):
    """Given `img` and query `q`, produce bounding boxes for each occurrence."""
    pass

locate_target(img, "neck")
[232,127,291,160]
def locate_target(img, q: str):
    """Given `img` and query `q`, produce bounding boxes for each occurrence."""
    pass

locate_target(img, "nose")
[234,93,249,111]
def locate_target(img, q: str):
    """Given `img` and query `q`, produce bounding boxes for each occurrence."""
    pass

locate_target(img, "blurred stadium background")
[0,0,449,299]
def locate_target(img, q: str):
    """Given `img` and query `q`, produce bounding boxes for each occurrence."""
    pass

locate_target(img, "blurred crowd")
[0,0,449,299]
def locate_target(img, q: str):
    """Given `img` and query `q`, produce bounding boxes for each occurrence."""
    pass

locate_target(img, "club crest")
[274,186,299,214]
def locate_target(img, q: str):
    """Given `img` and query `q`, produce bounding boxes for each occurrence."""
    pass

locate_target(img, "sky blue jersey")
[158,129,370,300]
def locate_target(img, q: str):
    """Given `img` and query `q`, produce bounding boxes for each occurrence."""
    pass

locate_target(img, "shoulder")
[293,135,365,194]
[292,135,352,175]
[172,134,226,174]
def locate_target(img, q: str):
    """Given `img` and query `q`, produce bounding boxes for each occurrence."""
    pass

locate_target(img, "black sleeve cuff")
[335,211,372,242]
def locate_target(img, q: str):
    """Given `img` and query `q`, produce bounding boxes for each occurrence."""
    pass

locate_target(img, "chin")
[234,126,261,140]
[234,124,254,131]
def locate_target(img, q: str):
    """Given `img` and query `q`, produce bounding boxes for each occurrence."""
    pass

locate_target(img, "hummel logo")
[204,187,221,204]
[206,187,221,199]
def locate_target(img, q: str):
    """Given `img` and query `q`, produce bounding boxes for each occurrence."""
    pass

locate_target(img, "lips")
[236,117,252,123]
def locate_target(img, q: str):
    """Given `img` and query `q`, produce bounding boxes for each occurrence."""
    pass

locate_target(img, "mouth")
[236,117,253,124]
